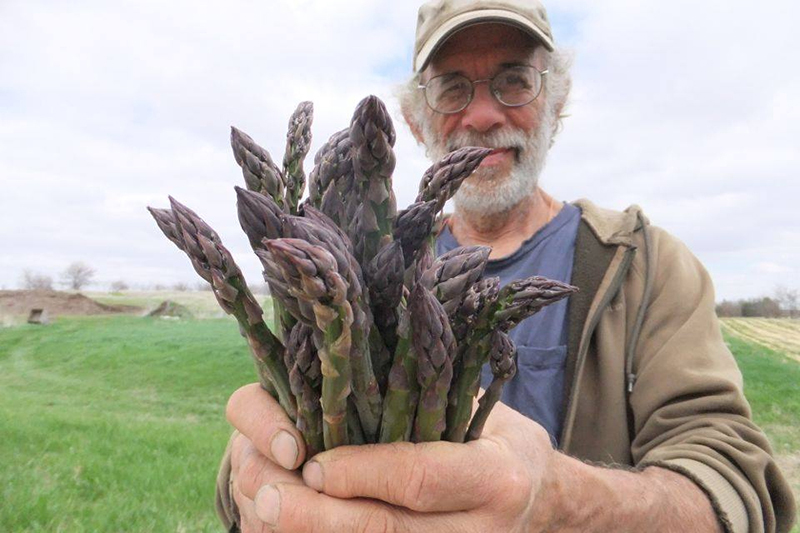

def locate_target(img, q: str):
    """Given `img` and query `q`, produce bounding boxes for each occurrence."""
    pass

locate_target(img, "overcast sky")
[1,0,797,300]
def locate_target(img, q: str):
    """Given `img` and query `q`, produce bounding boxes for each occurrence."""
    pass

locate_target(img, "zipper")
[559,245,637,451]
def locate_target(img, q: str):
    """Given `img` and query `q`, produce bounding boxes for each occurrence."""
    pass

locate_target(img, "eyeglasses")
[418,65,548,115]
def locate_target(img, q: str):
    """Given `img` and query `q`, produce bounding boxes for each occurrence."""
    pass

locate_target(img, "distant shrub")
[110,280,129,292]
[21,269,53,290]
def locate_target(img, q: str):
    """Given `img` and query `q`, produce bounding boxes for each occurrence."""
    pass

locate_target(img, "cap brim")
[414,9,555,73]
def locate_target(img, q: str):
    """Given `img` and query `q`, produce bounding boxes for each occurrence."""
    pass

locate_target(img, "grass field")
[1,310,798,531]
[0,316,255,532]
[722,317,800,362]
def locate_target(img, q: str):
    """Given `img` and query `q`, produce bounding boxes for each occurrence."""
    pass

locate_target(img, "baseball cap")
[414,0,555,73]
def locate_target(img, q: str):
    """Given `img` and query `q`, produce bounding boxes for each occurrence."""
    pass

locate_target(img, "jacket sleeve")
[215,431,240,532]
[628,227,796,533]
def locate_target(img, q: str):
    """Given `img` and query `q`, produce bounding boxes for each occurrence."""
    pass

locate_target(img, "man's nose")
[459,82,506,133]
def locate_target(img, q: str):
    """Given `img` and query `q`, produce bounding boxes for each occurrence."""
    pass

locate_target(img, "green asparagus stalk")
[411,284,457,442]
[465,330,517,442]
[147,200,297,421]
[283,101,314,215]
[349,95,397,266]
[266,238,352,449]
[378,303,418,443]
[445,276,577,442]
[286,322,324,457]
[230,127,286,210]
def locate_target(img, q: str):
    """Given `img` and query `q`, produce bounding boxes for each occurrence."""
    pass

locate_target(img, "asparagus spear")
[445,276,577,443]
[451,277,501,345]
[349,95,397,266]
[282,215,383,442]
[419,245,491,316]
[265,238,352,449]
[230,127,286,210]
[393,200,438,270]
[147,200,297,421]
[285,322,324,457]
[283,102,314,215]
[365,241,405,354]
[235,186,297,339]
[411,284,457,442]
[465,330,517,442]
[416,147,493,213]
[308,128,352,212]
[291,206,394,400]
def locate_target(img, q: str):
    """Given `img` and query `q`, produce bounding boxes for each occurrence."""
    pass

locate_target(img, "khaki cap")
[414,0,555,73]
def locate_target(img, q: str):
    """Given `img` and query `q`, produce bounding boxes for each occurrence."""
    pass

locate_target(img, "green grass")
[0,316,255,532]
[727,333,800,532]
[0,317,797,531]
[729,334,800,453]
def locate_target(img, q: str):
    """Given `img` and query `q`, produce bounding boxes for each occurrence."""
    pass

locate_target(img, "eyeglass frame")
[417,65,549,115]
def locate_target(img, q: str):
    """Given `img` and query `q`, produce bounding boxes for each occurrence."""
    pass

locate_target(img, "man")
[216,1,797,531]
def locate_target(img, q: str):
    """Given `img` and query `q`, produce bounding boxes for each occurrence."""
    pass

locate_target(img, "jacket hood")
[572,199,647,248]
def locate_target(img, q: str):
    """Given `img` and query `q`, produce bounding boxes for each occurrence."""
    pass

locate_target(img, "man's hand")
[249,398,561,532]
[226,384,309,533]
[228,383,721,533]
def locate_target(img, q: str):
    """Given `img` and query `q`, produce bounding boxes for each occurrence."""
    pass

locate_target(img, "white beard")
[421,114,555,216]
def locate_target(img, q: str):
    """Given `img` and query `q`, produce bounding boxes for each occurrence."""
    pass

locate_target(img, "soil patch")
[147,300,194,319]
[0,290,142,317]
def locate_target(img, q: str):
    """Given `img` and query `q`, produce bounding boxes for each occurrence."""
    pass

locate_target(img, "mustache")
[445,128,529,154]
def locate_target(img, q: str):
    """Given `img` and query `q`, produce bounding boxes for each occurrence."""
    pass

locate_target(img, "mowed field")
[1,293,798,531]
[722,317,800,363]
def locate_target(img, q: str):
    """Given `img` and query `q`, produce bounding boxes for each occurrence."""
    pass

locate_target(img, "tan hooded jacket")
[215,199,797,533]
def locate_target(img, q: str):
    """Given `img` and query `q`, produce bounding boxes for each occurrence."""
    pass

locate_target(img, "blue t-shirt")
[436,203,581,444]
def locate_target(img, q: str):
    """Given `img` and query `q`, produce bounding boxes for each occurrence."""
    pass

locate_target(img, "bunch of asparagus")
[148,96,577,457]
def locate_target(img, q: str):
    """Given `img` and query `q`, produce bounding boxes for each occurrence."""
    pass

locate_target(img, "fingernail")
[255,485,280,526]
[270,430,298,470]
[303,460,323,491]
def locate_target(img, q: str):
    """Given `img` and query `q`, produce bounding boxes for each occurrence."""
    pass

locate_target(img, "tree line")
[716,286,799,318]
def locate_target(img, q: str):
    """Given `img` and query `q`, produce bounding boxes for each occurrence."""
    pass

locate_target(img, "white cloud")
[756,262,793,275]
[0,0,797,299]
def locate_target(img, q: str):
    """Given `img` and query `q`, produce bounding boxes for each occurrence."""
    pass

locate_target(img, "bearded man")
[215,1,796,532]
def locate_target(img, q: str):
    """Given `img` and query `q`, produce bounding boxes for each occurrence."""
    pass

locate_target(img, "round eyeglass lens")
[492,67,542,107]
[427,74,472,114]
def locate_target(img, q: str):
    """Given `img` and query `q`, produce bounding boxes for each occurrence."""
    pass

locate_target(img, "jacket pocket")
[480,344,567,442]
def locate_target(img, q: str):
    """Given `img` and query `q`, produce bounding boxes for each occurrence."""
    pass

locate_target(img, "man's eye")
[435,81,469,104]
[500,74,532,89]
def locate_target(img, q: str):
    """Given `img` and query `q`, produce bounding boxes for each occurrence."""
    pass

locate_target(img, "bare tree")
[774,285,799,318]
[21,269,53,290]
[110,280,129,292]
[716,300,743,317]
[60,262,96,291]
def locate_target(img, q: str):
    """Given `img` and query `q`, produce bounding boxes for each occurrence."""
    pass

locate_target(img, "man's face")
[418,24,554,215]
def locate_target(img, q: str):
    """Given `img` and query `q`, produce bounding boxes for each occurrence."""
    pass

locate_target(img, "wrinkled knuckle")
[356,507,397,533]
[497,467,533,510]
[238,453,267,498]
[399,453,437,511]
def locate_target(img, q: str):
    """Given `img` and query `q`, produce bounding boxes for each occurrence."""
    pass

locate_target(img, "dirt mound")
[148,300,194,319]
[0,290,142,317]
